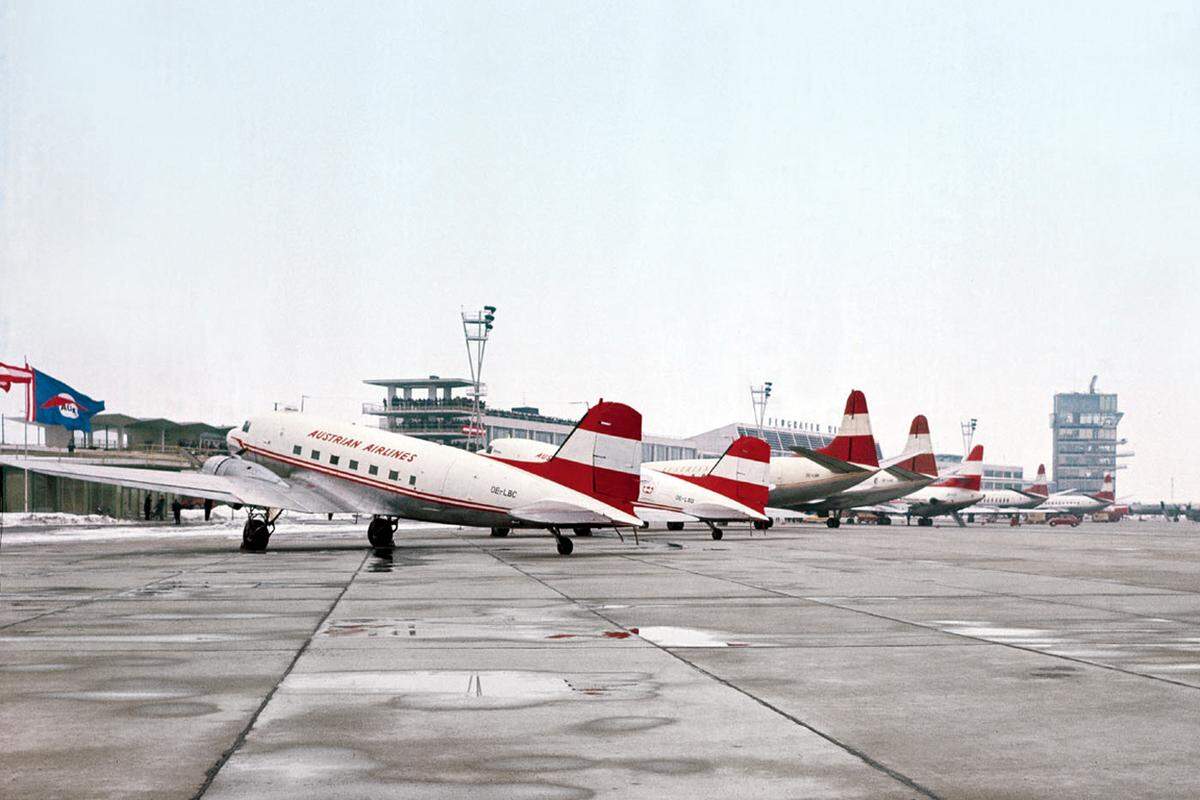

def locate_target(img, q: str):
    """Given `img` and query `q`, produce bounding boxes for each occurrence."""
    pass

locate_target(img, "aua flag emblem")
[42,392,88,420]
[30,367,104,431]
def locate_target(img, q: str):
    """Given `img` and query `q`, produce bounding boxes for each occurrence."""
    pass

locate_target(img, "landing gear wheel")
[918,517,933,527]
[367,517,395,547]
[556,536,574,556]
[490,527,510,538]
[241,518,271,552]
[879,516,892,526]
[711,528,724,541]
[826,517,841,529]
[753,520,770,531]
[572,526,593,537]
[666,521,685,532]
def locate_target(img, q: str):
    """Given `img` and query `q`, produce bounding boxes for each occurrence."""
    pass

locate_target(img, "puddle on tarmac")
[123,612,275,621]
[48,689,193,702]
[943,626,1056,641]
[321,619,633,643]
[282,670,651,709]
[0,663,75,673]
[635,626,754,648]
[1028,665,1079,680]
[0,633,244,643]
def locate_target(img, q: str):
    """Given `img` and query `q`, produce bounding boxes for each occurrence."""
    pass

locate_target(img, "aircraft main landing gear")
[367,516,396,547]
[572,526,593,537]
[550,527,574,556]
[826,516,841,529]
[490,527,510,537]
[704,521,724,540]
[666,521,685,532]
[241,510,279,552]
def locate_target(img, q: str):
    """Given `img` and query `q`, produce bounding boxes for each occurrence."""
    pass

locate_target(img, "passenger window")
[408,475,416,486]
[349,460,358,470]
[388,470,398,481]
[241,421,251,433]
[292,445,302,456]
[311,450,320,460]
[368,465,378,476]
[330,455,340,466]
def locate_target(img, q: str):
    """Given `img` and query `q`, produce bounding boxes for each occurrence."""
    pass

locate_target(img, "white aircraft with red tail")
[488,435,771,540]
[772,391,935,527]
[0,401,645,555]
[964,464,1050,515]
[1035,473,1116,515]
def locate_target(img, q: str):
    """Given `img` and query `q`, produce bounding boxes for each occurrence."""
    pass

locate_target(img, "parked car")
[1049,514,1082,527]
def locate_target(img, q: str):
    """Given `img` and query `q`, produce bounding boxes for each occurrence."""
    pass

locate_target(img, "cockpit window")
[241,421,251,433]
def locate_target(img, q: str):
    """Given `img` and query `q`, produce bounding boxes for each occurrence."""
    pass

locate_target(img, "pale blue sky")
[2,2,1198,499]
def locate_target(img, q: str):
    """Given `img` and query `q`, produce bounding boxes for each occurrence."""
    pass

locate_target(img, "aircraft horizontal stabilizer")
[787,446,870,475]
[508,499,644,528]
[632,507,700,524]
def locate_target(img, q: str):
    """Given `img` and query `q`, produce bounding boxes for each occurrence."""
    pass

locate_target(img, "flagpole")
[23,358,30,513]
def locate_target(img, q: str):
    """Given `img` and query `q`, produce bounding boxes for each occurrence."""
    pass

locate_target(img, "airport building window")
[348,460,358,470]
[368,465,379,476]
[330,455,340,466]
[292,445,301,455]
[388,469,399,481]
[311,450,320,460]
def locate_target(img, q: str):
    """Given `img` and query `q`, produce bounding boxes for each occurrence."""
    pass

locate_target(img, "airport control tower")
[1050,376,1124,495]
[362,376,478,448]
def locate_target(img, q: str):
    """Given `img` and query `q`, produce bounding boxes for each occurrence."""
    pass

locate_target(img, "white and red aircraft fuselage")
[2,402,646,556]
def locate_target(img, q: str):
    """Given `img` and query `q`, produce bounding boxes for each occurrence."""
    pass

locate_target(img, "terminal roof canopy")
[364,377,474,389]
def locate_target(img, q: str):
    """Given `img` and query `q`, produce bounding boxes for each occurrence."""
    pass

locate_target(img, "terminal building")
[1050,380,1124,495]
[358,377,1038,487]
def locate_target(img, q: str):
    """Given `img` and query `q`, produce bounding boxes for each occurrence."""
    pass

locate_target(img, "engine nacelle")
[200,455,285,484]
[486,438,554,462]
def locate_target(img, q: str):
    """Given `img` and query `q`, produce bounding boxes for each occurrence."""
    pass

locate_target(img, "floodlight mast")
[750,381,773,441]
[961,418,977,459]
[461,305,497,452]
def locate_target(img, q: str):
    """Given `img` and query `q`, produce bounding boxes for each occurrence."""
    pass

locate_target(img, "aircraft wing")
[0,456,358,514]
[787,446,868,474]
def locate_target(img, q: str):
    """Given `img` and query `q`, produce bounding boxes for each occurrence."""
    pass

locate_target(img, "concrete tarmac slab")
[3,518,1200,798]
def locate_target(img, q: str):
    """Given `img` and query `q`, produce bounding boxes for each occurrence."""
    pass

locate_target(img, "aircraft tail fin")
[1027,464,1048,497]
[498,400,642,512]
[1093,473,1115,502]
[817,389,879,468]
[936,444,983,491]
[959,445,984,491]
[704,436,771,513]
[889,415,938,477]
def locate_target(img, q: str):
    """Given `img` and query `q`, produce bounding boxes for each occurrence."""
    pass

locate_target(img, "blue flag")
[32,368,105,432]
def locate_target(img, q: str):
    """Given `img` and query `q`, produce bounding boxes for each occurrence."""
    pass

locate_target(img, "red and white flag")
[0,361,34,393]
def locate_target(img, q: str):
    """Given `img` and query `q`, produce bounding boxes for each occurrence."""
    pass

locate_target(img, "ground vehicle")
[1049,514,1081,527]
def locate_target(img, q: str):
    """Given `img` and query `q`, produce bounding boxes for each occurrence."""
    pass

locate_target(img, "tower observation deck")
[362,376,480,447]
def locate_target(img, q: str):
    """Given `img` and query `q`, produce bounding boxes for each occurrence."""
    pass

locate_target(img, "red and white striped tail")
[1095,473,1114,501]
[889,415,938,477]
[1027,464,1049,497]
[495,400,642,511]
[818,389,879,468]
[694,436,771,513]
[937,444,983,490]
